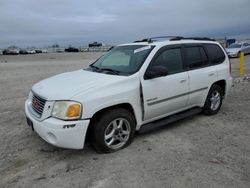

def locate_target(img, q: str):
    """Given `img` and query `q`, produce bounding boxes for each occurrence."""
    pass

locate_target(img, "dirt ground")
[0,52,250,188]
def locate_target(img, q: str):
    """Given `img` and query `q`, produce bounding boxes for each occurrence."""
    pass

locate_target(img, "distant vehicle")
[41,49,48,53]
[56,48,64,53]
[3,49,19,55]
[82,48,89,52]
[19,49,29,55]
[89,42,102,47]
[35,49,43,53]
[226,42,250,58]
[65,47,79,52]
[226,39,236,46]
[27,50,36,54]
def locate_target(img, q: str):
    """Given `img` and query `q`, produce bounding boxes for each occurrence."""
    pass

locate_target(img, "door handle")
[209,73,215,76]
[180,79,187,83]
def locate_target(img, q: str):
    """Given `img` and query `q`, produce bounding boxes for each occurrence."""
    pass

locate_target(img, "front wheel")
[203,85,223,115]
[91,108,136,153]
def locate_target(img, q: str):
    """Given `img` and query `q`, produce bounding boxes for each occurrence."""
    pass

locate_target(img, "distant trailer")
[227,39,236,46]
[65,47,79,52]
[89,42,102,48]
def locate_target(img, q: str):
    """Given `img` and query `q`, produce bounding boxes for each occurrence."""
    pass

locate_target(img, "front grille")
[31,93,46,117]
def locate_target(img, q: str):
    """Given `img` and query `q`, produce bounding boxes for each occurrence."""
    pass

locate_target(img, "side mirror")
[108,46,114,51]
[145,65,168,79]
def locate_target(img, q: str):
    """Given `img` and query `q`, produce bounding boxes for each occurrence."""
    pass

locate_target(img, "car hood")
[226,48,240,53]
[32,69,124,100]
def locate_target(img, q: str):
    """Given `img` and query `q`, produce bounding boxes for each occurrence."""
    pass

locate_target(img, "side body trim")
[147,87,208,106]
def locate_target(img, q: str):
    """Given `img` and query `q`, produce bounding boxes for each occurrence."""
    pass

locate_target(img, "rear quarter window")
[204,44,225,64]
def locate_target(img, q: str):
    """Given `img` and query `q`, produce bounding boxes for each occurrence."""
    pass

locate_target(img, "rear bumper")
[25,100,90,149]
[225,76,233,98]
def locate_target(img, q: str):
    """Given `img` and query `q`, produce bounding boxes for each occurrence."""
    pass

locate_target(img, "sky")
[0,0,250,48]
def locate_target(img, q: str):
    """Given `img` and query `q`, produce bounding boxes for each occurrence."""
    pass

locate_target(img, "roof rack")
[170,37,215,41]
[134,36,182,43]
[134,36,215,43]
[134,39,151,43]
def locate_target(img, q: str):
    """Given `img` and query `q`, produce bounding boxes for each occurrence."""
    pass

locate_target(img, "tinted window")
[204,44,225,64]
[153,48,183,74]
[200,47,209,65]
[186,47,202,68]
[185,46,208,69]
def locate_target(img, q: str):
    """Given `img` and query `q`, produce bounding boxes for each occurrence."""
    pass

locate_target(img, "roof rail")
[134,39,151,43]
[133,36,182,43]
[170,37,215,41]
[133,36,216,43]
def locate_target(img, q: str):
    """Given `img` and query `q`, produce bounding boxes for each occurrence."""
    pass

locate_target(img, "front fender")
[72,73,144,130]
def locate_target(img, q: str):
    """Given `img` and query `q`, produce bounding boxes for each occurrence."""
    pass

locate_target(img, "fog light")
[47,132,56,144]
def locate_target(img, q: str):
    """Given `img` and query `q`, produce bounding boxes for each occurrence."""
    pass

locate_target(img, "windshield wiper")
[99,68,120,75]
[89,65,120,75]
[89,64,101,71]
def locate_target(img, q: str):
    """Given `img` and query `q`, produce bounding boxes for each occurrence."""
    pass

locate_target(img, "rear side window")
[204,44,225,64]
[200,47,209,65]
[185,46,208,69]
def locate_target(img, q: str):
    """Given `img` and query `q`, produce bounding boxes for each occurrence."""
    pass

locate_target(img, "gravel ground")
[0,53,250,188]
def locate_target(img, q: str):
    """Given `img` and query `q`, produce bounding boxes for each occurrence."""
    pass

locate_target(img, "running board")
[139,108,202,134]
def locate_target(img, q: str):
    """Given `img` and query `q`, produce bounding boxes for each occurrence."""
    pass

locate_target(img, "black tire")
[203,84,223,115]
[91,108,136,153]
[237,52,241,58]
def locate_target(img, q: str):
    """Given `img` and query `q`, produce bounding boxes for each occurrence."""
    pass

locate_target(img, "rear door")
[184,44,218,106]
[141,45,189,121]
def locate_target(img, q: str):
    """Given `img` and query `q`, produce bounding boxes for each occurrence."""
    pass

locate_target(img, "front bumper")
[227,53,238,58]
[25,100,90,149]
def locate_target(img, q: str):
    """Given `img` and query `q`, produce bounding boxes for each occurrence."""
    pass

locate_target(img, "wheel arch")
[210,80,226,96]
[85,103,138,141]
[92,103,137,121]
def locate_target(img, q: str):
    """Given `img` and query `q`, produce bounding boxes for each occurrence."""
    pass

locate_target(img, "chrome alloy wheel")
[104,118,131,150]
[210,90,221,111]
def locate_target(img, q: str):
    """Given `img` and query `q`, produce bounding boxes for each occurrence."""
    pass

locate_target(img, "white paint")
[25,39,232,149]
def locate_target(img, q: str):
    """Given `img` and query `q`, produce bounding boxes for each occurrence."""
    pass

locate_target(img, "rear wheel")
[237,51,241,58]
[91,108,136,153]
[203,85,223,115]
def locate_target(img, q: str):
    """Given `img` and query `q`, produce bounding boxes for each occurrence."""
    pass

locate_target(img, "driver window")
[153,48,183,74]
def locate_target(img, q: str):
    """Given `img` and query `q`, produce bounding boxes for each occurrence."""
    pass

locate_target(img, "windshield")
[88,45,154,75]
[228,44,242,48]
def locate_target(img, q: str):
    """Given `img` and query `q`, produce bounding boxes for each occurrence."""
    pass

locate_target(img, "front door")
[141,46,189,121]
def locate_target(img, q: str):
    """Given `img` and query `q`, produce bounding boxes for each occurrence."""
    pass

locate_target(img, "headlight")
[52,101,82,120]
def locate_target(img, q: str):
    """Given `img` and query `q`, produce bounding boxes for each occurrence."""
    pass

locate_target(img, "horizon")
[1,34,250,49]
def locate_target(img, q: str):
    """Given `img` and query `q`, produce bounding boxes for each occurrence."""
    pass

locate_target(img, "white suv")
[25,37,232,153]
